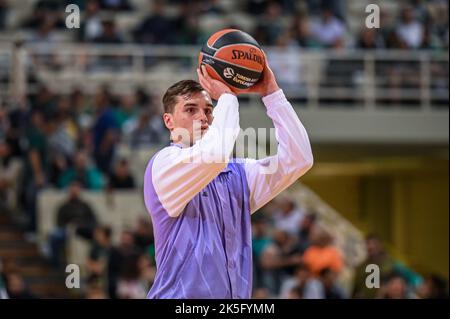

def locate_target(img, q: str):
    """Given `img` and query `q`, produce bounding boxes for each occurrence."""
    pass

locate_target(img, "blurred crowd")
[0,0,448,50]
[0,0,447,107]
[76,216,156,299]
[2,189,448,299]
[0,84,167,235]
[250,197,448,299]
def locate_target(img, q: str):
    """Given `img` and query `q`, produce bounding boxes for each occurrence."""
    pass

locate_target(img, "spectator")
[26,18,60,69]
[352,234,422,298]
[302,228,343,276]
[92,19,123,44]
[428,1,449,47]
[0,258,8,299]
[297,213,317,253]
[86,225,113,296]
[90,20,129,70]
[123,109,164,149]
[137,253,156,292]
[286,284,303,299]
[253,24,271,46]
[318,267,346,299]
[3,98,28,159]
[410,0,429,23]
[271,196,305,236]
[133,217,154,255]
[320,0,347,22]
[63,0,86,10]
[58,150,104,190]
[84,279,108,299]
[116,254,147,299]
[47,98,79,186]
[171,2,201,45]
[48,181,97,268]
[134,87,150,108]
[113,93,138,129]
[54,181,97,233]
[377,9,399,49]
[310,6,346,48]
[23,111,49,233]
[69,89,92,147]
[260,229,302,295]
[357,28,385,49]
[246,0,270,15]
[133,0,172,44]
[416,274,449,299]
[5,273,38,299]
[378,273,415,299]
[108,158,135,190]
[291,14,321,48]
[280,263,324,299]
[252,216,272,289]
[30,85,56,117]
[108,230,140,299]
[0,140,22,212]
[78,0,103,42]
[253,1,284,45]
[0,0,8,30]
[267,31,305,98]
[91,88,120,174]
[21,1,50,29]
[252,287,271,299]
[99,0,133,11]
[200,0,225,15]
[396,6,424,49]
[421,23,444,50]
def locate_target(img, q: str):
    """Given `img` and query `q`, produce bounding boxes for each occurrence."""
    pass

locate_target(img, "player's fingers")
[198,69,210,88]
[198,74,210,91]
[198,66,207,84]
[201,70,215,92]
[197,67,204,81]
[201,65,212,81]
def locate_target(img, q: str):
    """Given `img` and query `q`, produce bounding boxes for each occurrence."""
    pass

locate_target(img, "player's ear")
[163,113,174,131]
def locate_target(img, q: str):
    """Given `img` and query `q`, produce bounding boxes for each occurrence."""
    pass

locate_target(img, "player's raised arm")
[244,58,314,213]
[147,66,240,218]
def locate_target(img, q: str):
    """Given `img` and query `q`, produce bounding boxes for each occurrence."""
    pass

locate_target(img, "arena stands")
[0,0,448,299]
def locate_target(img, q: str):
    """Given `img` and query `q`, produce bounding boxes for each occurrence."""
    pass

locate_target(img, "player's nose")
[198,109,208,122]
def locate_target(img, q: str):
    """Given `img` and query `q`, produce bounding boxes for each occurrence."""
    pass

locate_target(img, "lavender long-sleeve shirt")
[144,90,313,299]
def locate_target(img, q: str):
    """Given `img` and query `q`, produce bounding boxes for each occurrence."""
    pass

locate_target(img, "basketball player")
[144,58,313,298]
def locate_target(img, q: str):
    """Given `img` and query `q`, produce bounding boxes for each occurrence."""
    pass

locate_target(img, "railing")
[0,43,448,110]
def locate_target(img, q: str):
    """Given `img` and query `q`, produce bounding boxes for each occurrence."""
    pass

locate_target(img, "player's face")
[165,91,214,146]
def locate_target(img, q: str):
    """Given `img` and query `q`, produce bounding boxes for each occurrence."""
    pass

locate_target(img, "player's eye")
[186,108,194,113]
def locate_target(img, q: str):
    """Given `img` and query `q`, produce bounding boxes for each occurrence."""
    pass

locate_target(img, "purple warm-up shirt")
[144,90,313,299]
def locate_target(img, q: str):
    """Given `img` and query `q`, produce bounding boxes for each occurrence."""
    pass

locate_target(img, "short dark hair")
[162,80,204,113]
[97,225,112,240]
[365,233,382,242]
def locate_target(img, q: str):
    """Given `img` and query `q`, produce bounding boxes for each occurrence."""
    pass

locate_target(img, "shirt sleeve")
[150,93,240,218]
[243,89,313,214]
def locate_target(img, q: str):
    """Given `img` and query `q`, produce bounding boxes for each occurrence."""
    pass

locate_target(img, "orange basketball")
[198,29,265,93]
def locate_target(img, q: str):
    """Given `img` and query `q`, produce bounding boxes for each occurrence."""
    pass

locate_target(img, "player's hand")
[246,51,280,97]
[197,65,235,100]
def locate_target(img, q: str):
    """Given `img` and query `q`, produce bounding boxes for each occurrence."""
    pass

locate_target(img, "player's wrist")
[262,83,280,97]
[221,89,236,97]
